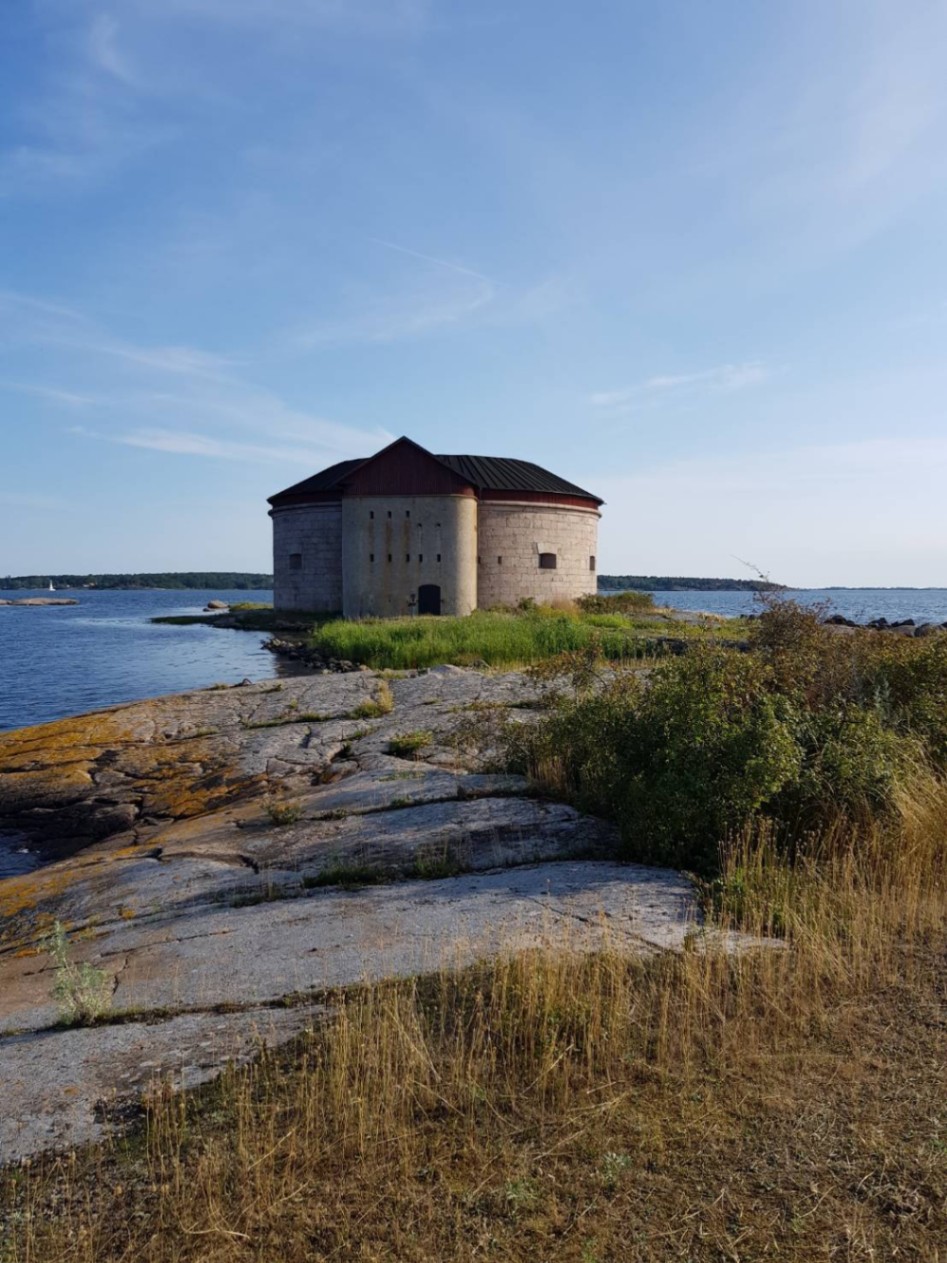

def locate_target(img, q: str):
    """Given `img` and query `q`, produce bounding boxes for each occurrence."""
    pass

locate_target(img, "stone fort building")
[269,436,603,617]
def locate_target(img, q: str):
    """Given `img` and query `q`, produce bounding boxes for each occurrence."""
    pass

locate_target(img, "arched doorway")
[418,584,442,615]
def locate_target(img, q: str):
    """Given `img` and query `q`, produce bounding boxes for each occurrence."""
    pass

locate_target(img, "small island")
[0,597,78,607]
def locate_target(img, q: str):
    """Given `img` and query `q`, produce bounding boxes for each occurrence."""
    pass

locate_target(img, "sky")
[2,0,947,586]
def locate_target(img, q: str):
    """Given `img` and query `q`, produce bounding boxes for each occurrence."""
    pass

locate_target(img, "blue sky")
[2,0,947,585]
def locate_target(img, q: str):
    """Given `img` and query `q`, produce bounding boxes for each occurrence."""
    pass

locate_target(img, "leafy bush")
[518,649,802,871]
[515,610,947,874]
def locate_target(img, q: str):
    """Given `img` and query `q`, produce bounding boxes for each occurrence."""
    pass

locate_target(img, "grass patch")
[307,605,714,671]
[265,799,303,826]
[302,863,388,890]
[351,679,395,718]
[243,711,334,729]
[406,851,464,879]
[387,729,434,758]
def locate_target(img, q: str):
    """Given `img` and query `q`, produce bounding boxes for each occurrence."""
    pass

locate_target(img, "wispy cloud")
[1,0,431,201]
[291,237,567,347]
[70,425,361,466]
[295,276,496,347]
[0,379,98,407]
[367,238,494,284]
[590,362,769,410]
[88,15,139,87]
[4,290,390,467]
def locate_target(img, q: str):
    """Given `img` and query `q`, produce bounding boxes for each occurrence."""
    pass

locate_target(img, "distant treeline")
[599,576,786,593]
[1,573,274,591]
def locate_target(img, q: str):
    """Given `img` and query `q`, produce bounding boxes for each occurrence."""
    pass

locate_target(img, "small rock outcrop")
[0,598,78,607]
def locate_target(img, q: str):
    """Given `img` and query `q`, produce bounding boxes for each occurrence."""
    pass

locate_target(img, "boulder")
[824,614,858,627]
[204,599,229,611]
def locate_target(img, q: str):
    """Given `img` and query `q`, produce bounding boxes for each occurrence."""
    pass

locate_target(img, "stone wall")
[341,494,478,618]
[476,501,600,608]
[272,502,343,612]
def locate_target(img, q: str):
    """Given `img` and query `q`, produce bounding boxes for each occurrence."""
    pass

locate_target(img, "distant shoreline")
[2,573,945,594]
[0,572,273,592]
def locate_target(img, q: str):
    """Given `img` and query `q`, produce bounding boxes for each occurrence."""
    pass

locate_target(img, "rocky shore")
[0,598,78,607]
[0,665,763,1164]
[262,635,371,673]
[820,614,947,636]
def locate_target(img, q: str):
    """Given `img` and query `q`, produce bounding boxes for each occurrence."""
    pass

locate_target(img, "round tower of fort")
[475,495,600,608]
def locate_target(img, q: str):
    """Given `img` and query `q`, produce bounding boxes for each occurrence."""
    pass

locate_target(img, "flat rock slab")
[0,667,546,852]
[0,1005,324,1164]
[0,668,724,1166]
[0,860,695,1163]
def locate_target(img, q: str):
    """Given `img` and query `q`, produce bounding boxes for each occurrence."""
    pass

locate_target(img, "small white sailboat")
[48,580,55,592]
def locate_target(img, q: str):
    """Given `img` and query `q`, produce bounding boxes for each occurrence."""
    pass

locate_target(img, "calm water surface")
[0,588,280,734]
[647,588,947,623]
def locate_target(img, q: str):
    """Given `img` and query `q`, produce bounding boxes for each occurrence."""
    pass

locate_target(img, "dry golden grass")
[3,779,947,1261]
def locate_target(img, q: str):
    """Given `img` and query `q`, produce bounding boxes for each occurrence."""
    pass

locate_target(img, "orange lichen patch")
[0,850,125,927]
[0,710,142,769]
[1,765,95,795]
[12,946,40,959]
[0,864,80,922]
[0,700,260,843]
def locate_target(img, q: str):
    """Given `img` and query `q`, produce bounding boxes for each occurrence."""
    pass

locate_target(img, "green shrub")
[44,921,112,1025]
[576,591,656,615]
[519,649,802,872]
[515,608,947,874]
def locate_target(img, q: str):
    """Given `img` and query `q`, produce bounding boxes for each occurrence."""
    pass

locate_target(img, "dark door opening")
[418,583,442,615]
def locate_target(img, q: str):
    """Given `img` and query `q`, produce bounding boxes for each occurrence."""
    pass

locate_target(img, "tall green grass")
[309,608,661,670]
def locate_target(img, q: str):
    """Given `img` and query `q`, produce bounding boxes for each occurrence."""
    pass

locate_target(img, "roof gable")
[343,436,475,497]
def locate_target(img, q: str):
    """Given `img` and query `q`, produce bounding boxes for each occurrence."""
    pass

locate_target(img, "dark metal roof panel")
[270,446,602,506]
[268,458,366,504]
[436,454,602,503]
